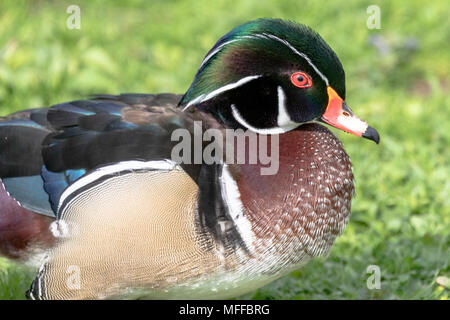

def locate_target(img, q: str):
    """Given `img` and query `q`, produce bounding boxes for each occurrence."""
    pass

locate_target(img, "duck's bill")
[320,87,380,144]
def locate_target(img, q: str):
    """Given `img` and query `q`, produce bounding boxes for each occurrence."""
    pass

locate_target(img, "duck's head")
[180,18,379,143]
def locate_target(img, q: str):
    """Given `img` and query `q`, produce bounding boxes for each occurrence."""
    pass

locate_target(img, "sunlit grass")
[0,258,34,300]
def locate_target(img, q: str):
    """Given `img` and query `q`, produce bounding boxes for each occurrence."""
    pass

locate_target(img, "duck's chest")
[218,124,355,269]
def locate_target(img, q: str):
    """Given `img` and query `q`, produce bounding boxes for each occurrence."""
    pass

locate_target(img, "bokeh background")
[0,0,448,299]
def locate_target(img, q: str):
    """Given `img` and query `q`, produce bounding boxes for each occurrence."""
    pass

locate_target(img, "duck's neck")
[234,123,354,263]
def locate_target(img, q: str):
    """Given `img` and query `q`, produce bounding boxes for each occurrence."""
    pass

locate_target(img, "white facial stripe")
[276,86,299,129]
[197,33,329,88]
[202,75,261,102]
[261,33,329,86]
[231,104,297,134]
[183,75,261,111]
[57,160,179,212]
[199,35,262,69]
[199,39,240,69]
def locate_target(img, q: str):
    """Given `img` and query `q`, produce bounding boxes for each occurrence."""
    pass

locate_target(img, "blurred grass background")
[0,0,449,299]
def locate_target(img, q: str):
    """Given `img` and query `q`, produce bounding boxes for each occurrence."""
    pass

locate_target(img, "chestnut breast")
[236,123,354,258]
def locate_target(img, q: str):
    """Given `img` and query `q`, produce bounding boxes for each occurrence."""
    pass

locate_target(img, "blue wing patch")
[41,167,86,213]
[2,175,54,217]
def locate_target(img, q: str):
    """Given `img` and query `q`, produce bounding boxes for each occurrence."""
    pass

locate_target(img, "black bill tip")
[362,126,380,144]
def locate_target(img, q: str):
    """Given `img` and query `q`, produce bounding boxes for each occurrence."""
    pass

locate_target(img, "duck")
[0,18,379,300]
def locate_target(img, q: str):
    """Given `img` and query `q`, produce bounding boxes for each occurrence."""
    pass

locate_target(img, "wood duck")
[0,18,379,299]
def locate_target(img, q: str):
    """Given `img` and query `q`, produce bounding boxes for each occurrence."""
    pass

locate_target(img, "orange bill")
[320,87,379,143]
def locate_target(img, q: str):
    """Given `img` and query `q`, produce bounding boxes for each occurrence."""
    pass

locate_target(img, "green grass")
[0,258,34,299]
[0,0,449,299]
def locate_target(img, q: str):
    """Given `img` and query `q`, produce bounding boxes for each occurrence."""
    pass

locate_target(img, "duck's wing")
[0,108,54,216]
[0,93,201,217]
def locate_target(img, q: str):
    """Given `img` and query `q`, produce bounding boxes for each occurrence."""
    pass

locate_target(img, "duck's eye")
[290,72,312,88]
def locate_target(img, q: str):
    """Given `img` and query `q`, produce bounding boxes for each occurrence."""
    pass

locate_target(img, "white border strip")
[220,164,256,252]
[57,160,179,212]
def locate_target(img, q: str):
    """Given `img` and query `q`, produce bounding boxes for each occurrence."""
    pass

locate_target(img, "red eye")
[290,72,312,88]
